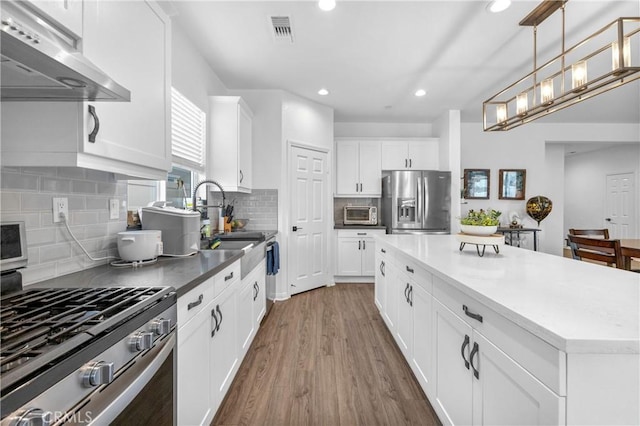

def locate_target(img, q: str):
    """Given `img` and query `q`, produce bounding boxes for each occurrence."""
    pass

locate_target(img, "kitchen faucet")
[192,179,226,214]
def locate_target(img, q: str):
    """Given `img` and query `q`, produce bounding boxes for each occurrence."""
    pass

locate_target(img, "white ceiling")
[168,0,640,125]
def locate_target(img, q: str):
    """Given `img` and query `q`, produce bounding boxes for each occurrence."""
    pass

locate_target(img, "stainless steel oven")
[0,287,177,426]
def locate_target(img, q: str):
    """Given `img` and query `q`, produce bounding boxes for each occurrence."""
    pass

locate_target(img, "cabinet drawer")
[337,229,385,238]
[433,276,566,395]
[396,251,433,294]
[178,278,214,326]
[214,261,241,297]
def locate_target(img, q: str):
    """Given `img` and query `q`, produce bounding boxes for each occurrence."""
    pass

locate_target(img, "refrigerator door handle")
[423,176,430,229]
[416,175,423,227]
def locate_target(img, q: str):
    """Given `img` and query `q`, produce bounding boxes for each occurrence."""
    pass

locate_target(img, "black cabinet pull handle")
[362,240,366,250]
[253,282,258,301]
[88,105,100,143]
[225,271,234,281]
[406,266,414,273]
[381,248,386,253]
[358,240,361,250]
[463,305,483,323]
[408,285,413,306]
[461,335,470,369]
[356,182,359,192]
[380,260,385,276]
[409,158,412,168]
[239,170,244,183]
[360,183,363,192]
[357,232,366,235]
[404,283,410,303]
[188,294,203,310]
[470,342,480,379]
[211,307,219,337]
[405,158,408,168]
[216,305,223,332]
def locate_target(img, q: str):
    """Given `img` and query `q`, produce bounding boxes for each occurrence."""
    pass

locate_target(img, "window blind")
[171,87,205,171]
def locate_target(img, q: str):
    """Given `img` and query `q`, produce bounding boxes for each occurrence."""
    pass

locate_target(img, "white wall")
[461,122,639,254]
[335,122,432,138]
[544,145,565,255]
[564,144,640,239]
[434,110,462,230]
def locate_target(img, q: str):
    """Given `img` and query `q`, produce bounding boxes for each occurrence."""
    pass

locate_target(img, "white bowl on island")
[460,224,498,236]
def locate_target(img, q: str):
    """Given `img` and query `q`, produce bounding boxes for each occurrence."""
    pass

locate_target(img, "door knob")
[605,218,612,222]
[292,226,303,232]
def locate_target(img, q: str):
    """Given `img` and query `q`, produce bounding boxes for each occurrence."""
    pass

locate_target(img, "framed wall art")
[463,169,490,199]
[498,169,526,200]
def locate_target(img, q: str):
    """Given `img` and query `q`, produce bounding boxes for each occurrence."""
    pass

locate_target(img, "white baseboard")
[333,276,375,283]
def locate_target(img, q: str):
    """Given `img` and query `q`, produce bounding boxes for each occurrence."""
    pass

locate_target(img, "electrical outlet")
[109,199,120,220]
[52,197,68,223]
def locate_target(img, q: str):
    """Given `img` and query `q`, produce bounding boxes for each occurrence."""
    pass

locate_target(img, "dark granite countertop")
[31,249,244,298]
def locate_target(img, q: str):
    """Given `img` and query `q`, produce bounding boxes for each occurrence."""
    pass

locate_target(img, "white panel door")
[238,105,253,191]
[374,252,386,311]
[336,238,362,276]
[412,284,433,396]
[289,145,329,295]
[381,141,409,170]
[383,262,398,332]
[432,299,473,426]
[606,173,636,238]
[360,238,377,275]
[359,142,382,195]
[336,141,360,195]
[408,140,439,170]
[396,280,413,359]
[471,332,565,426]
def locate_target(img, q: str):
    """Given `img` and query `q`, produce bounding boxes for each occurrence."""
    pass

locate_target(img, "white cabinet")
[177,280,215,426]
[335,139,381,196]
[374,244,387,311]
[411,283,433,395]
[336,229,386,276]
[238,261,266,358]
[252,262,267,325]
[381,139,439,170]
[208,96,253,193]
[210,282,239,413]
[26,0,83,37]
[0,0,172,180]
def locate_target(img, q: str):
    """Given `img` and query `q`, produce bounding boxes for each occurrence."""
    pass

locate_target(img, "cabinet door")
[238,104,252,191]
[396,278,413,359]
[432,299,473,426]
[383,262,398,332]
[374,253,386,311]
[358,142,382,195]
[237,278,255,358]
[177,305,212,426]
[336,141,360,195]
[408,140,438,170]
[381,141,408,170]
[361,238,377,276]
[336,238,363,275]
[253,267,266,325]
[27,0,83,37]
[412,284,433,396]
[210,287,239,413]
[471,332,565,426]
[82,0,171,173]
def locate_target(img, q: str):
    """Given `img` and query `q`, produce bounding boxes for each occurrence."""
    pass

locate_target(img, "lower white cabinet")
[177,259,266,425]
[336,229,386,276]
[411,283,433,395]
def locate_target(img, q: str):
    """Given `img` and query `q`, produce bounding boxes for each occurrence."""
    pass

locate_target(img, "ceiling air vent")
[270,16,293,43]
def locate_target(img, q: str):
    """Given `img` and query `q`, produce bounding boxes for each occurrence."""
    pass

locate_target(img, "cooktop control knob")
[9,408,52,426]
[129,331,154,352]
[81,361,114,388]
[151,318,172,336]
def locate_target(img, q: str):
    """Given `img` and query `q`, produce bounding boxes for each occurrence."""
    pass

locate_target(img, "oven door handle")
[86,333,175,425]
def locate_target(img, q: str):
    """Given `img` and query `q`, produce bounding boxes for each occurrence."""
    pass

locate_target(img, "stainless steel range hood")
[1,1,130,102]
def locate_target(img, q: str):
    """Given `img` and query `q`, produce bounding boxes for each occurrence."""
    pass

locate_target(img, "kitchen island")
[374,234,639,426]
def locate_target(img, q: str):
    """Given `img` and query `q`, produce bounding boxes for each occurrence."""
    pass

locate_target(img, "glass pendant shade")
[516,92,528,116]
[612,37,631,71]
[540,78,554,105]
[496,103,508,124]
[571,61,588,90]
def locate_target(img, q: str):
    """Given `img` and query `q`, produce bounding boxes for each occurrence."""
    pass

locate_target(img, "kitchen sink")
[202,240,255,251]
[200,238,265,279]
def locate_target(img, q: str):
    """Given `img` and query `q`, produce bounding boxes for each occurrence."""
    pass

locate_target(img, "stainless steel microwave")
[344,206,378,225]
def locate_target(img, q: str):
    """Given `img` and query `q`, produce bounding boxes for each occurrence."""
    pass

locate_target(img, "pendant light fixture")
[483,0,640,131]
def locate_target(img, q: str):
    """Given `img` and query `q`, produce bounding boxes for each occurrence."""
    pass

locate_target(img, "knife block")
[223,217,232,233]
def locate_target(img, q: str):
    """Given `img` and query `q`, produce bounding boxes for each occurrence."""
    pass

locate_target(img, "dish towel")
[267,241,280,275]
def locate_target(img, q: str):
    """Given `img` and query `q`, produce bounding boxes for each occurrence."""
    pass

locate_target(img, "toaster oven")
[343,206,378,225]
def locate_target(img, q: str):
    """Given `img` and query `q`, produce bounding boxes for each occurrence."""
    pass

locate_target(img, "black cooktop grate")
[0,287,168,376]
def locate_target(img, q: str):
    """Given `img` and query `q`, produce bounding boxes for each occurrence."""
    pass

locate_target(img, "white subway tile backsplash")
[1,166,128,285]
[209,189,278,230]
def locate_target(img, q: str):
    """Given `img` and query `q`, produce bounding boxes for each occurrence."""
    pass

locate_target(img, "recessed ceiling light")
[487,0,511,13]
[318,0,336,12]
[318,88,329,96]
[415,89,427,97]
[384,105,392,110]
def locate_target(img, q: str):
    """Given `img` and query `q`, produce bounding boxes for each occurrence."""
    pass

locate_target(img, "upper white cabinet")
[381,139,439,170]
[208,96,253,193]
[335,139,381,196]
[26,0,83,37]
[0,0,172,180]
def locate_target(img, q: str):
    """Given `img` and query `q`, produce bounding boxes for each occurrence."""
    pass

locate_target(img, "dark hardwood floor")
[212,283,441,426]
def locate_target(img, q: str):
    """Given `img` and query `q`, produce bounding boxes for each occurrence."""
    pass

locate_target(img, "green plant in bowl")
[460,209,501,226]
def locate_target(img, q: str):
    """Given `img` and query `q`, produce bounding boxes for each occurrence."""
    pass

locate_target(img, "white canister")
[117,230,163,261]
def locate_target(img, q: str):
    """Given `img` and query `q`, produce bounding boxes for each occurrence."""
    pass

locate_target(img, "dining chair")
[567,234,624,269]
[568,228,610,239]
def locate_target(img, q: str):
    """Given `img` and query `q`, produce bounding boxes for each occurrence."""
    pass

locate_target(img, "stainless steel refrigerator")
[381,170,451,234]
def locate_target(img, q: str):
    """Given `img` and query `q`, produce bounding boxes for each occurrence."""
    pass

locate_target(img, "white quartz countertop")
[376,234,640,354]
